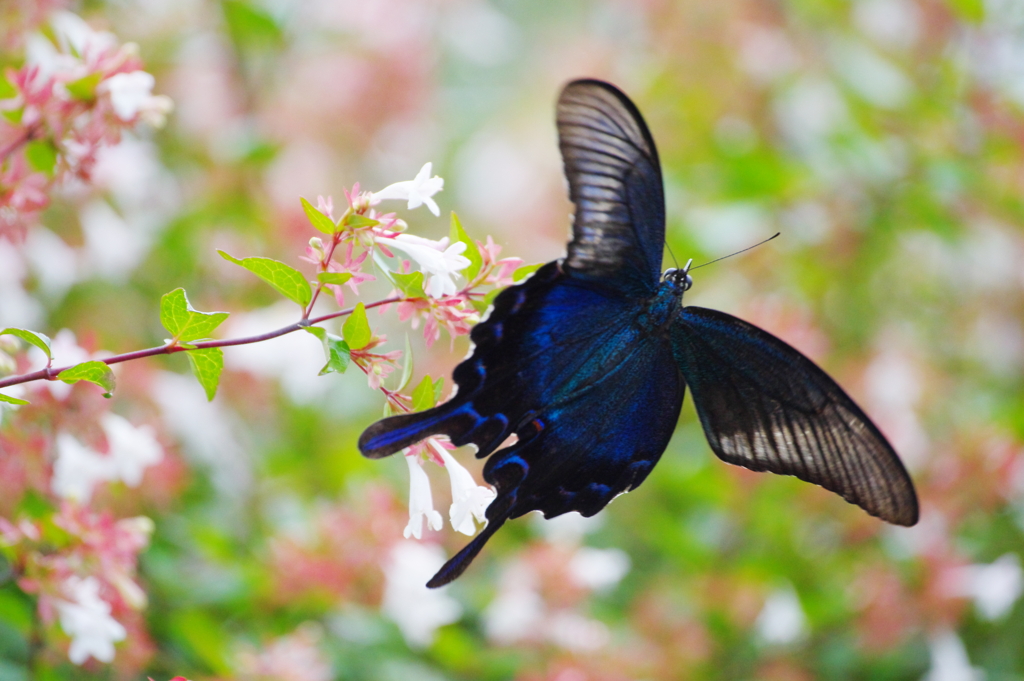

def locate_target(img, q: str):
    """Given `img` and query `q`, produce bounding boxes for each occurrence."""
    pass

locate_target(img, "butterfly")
[359,79,919,588]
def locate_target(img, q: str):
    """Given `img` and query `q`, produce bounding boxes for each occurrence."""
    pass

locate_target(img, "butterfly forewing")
[672,306,919,526]
[558,80,666,294]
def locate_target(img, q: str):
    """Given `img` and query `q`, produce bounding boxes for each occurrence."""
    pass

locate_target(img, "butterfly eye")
[683,274,693,291]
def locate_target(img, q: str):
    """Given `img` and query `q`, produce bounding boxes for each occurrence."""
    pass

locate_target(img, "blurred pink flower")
[235,623,332,681]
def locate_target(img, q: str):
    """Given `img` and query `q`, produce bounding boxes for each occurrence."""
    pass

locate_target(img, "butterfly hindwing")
[558,79,665,295]
[672,306,919,526]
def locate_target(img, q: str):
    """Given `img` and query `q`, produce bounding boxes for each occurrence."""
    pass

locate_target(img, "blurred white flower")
[922,630,984,681]
[545,610,610,652]
[101,413,163,486]
[433,440,494,536]
[101,71,173,125]
[755,585,807,645]
[403,454,443,539]
[55,576,126,665]
[483,564,545,644]
[568,546,631,591]
[53,415,164,502]
[943,553,1024,621]
[52,433,114,503]
[377,233,471,298]
[381,541,462,647]
[372,162,445,216]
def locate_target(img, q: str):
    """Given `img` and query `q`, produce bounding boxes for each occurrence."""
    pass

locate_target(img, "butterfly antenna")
[665,241,680,269]
[689,232,780,271]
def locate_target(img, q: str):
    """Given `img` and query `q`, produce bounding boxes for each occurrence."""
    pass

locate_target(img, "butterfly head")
[663,259,693,295]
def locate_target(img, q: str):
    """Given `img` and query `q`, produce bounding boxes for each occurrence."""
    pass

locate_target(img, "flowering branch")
[0,296,403,391]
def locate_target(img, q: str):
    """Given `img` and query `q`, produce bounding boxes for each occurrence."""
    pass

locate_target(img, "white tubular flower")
[101,413,163,487]
[52,433,114,503]
[376,234,471,298]
[430,440,495,536]
[403,453,443,540]
[101,71,174,125]
[371,162,445,216]
[55,576,126,665]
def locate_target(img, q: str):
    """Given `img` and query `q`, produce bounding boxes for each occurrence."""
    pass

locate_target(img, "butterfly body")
[359,79,918,588]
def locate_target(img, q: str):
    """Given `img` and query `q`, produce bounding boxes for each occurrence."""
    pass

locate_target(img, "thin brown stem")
[0,296,404,391]
[0,124,42,164]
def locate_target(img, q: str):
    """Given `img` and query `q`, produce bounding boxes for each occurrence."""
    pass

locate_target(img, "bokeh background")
[2,0,1024,678]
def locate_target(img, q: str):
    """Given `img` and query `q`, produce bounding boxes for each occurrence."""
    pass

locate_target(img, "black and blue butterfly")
[359,79,919,588]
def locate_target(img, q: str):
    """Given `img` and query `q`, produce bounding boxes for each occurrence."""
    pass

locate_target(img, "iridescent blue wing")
[558,79,665,295]
[672,306,918,526]
[360,264,685,586]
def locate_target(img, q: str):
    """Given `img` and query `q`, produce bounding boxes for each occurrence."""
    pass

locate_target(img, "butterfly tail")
[359,401,511,460]
[426,492,516,588]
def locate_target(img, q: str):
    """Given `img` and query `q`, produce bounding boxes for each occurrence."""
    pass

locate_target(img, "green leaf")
[345,214,379,228]
[57,361,115,397]
[159,289,230,343]
[1,328,52,359]
[185,348,224,401]
[303,327,350,375]
[300,197,338,234]
[218,251,312,307]
[450,212,483,281]
[470,288,501,314]
[392,270,426,298]
[513,262,544,282]
[25,140,58,177]
[317,272,353,285]
[0,73,17,99]
[0,393,28,406]
[342,302,372,350]
[947,0,984,21]
[222,0,283,52]
[65,72,102,101]
[397,334,413,390]
[411,375,436,411]
[2,107,23,124]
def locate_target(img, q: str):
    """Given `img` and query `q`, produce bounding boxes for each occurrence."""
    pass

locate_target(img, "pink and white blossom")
[376,233,470,298]
[431,440,494,536]
[371,162,445,216]
[54,576,126,664]
[403,453,443,539]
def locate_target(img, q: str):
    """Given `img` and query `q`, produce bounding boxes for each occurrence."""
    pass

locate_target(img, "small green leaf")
[397,334,413,391]
[222,0,284,53]
[0,393,28,406]
[159,289,230,343]
[1,328,52,359]
[513,262,544,282]
[0,73,17,99]
[342,302,372,350]
[25,140,58,176]
[345,214,379,228]
[947,0,984,21]
[300,197,338,235]
[411,375,436,411]
[450,212,483,281]
[65,72,103,101]
[218,251,312,307]
[185,348,224,401]
[470,288,501,314]
[2,107,23,125]
[57,361,115,397]
[303,327,350,375]
[392,271,426,298]
[317,272,353,285]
